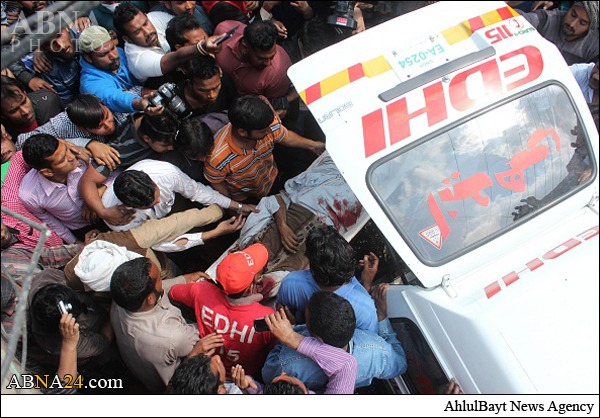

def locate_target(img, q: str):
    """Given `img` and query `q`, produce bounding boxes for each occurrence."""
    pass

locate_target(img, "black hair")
[113,2,142,37]
[208,2,249,26]
[139,113,179,144]
[30,283,83,330]
[66,94,105,129]
[113,170,157,208]
[183,55,220,82]
[298,17,341,58]
[165,13,202,51]
[169,354,220,394]
[305,225,356,287]
[22,133,59,170]
[228,96,273,132]
[110,257,154,312]
[0,76,27,105]
[243,20,278,51]
[176,116,215,159]
[263,380,305,395]
[307,291,355,348]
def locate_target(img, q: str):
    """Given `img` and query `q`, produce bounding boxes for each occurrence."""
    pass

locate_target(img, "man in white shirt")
[113,2,216,84]
[101,159,257,231]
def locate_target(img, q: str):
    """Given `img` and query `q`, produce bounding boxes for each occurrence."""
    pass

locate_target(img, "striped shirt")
[296,337,358,394]
[248,336,358,395]
[16,110,128,150]
[93,114,155,178]
[204,117,287,200]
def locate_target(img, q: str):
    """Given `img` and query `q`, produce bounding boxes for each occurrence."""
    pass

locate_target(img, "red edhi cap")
[216,243,269,294]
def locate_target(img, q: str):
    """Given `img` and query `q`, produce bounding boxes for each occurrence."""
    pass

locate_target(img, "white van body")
[288,1,599,394]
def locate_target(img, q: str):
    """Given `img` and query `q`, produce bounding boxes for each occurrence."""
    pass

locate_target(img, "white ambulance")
[287,1,599,394]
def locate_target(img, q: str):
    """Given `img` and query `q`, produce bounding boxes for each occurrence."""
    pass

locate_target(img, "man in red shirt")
[213,19,296,117]
[169,243,275,376]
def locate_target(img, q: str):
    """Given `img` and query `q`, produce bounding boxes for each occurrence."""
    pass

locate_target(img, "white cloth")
[151,232,205,252]
[102,160,232,232]
[570,62,596,104]
[74,240,142,292]
[124,11,173,83]
[237,154,362,247]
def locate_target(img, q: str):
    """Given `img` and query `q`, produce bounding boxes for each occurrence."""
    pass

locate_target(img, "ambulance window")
[389,318,448,394]
[367,84,594,265]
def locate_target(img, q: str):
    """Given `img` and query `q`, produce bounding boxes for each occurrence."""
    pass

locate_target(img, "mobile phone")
[254,318,269,333]
[57,300,72,316]
[214,25,240,45]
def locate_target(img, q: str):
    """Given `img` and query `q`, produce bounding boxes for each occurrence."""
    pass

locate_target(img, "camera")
[326,1,378,30]
[148,82,192,119]
[327,1,359,30]
[57,300,72,316]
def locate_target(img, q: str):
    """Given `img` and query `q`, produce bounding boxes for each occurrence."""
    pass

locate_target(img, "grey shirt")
[110,277,199,394]
[518,8,599,65]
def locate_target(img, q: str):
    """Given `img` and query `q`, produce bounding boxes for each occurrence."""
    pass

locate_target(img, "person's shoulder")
[148,10,174,28]
[283,269,313,282]
[29,89,61,104]
[19,168,41,189]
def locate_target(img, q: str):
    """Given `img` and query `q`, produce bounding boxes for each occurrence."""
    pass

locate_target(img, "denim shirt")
[261,319,408,391]
[23,50,80,106]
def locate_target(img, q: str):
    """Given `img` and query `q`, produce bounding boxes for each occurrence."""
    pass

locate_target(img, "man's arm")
[78,164,134,225]
[274,194,299,253]
[281,130,325,156]
[265,309,358,394]
[172,163,258,215]
[57,314,79,382]
[80,72,143,114]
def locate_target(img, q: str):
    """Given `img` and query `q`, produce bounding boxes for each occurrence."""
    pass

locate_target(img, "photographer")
[28,268,113,369]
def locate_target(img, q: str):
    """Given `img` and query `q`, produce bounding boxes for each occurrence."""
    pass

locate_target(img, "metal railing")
[1,207,51,389]
[1,1,101,70]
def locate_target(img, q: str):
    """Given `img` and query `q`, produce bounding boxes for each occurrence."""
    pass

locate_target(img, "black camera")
[327,1,359,30]
[326,1,377,30]
[148,82,192,119]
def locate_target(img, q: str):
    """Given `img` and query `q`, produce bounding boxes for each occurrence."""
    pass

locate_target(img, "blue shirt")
[261,320,408,391]
[277,269,378,334]
[22,51,80,106]
[570,62,596,104]
[79,47,142,114]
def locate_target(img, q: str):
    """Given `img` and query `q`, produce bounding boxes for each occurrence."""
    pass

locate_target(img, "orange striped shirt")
[204,117,287,200]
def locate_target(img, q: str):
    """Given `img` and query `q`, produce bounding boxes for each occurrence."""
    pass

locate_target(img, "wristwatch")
[237,202,243,214]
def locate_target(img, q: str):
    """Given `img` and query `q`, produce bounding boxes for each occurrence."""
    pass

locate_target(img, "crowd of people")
[1,0,598,395]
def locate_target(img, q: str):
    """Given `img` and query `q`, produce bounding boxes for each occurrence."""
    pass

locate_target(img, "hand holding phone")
[214,25,240,45]
[254,318,270,333]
